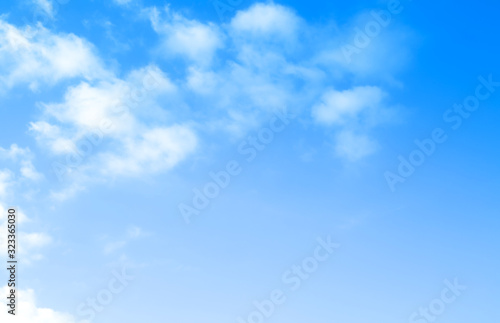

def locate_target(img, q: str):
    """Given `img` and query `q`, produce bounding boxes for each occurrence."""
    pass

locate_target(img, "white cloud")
[0,169,13,198]
[142,3,403,157]
[230,3,300,40]
[186,66,219,94]
[22,232,52,248]
[30,65,196,188]
[98,125,197,176]
[20,160,43,181]
[311,87,389,160]
[0,19,108,91]
[0,286,85,323]
[0,205,51,264]
[0,145,44,183]
[113,0,132,5]
[18,1,408,198]
[34,65,176,140]
[312,86,385,125]
[0,204,29,224]
[0,144,30,160]
[29,122,75,155]
[148,7,223,65]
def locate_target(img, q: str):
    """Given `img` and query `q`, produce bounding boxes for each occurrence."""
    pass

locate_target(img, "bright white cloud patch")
[148,7,223,65]
[98,125,197,176]
[139,3,401,158]
[17,1,406,200]
[0,19,107,91]
[312,86,385,125]
[0,3,413,322]
[31,65,196,184]
[230,3,300,39]
[0,286,85,322]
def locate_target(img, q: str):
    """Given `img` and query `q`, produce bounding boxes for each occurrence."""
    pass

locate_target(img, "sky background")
[0,0,499,322]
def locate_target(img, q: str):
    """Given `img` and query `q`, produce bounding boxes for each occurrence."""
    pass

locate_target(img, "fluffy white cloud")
[230,3,300,39]
[0,287,85,323]
[29,121,77,155]
[34,65,176,139]
[31,65,196,185]
[20,160,43,181]
[312,86,385,125]
[311,86,389,160]
[141,3,403,158]
[0,144,30,160]
[97,125,197,176]
[113,0,133,5]
[0,19,108,91]
[0,204,51,263]
[148,7,223,65]
[0,145,44,183]
[19,1,407,198]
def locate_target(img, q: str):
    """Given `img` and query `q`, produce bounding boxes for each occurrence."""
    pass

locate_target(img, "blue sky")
[0,0,499,322]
